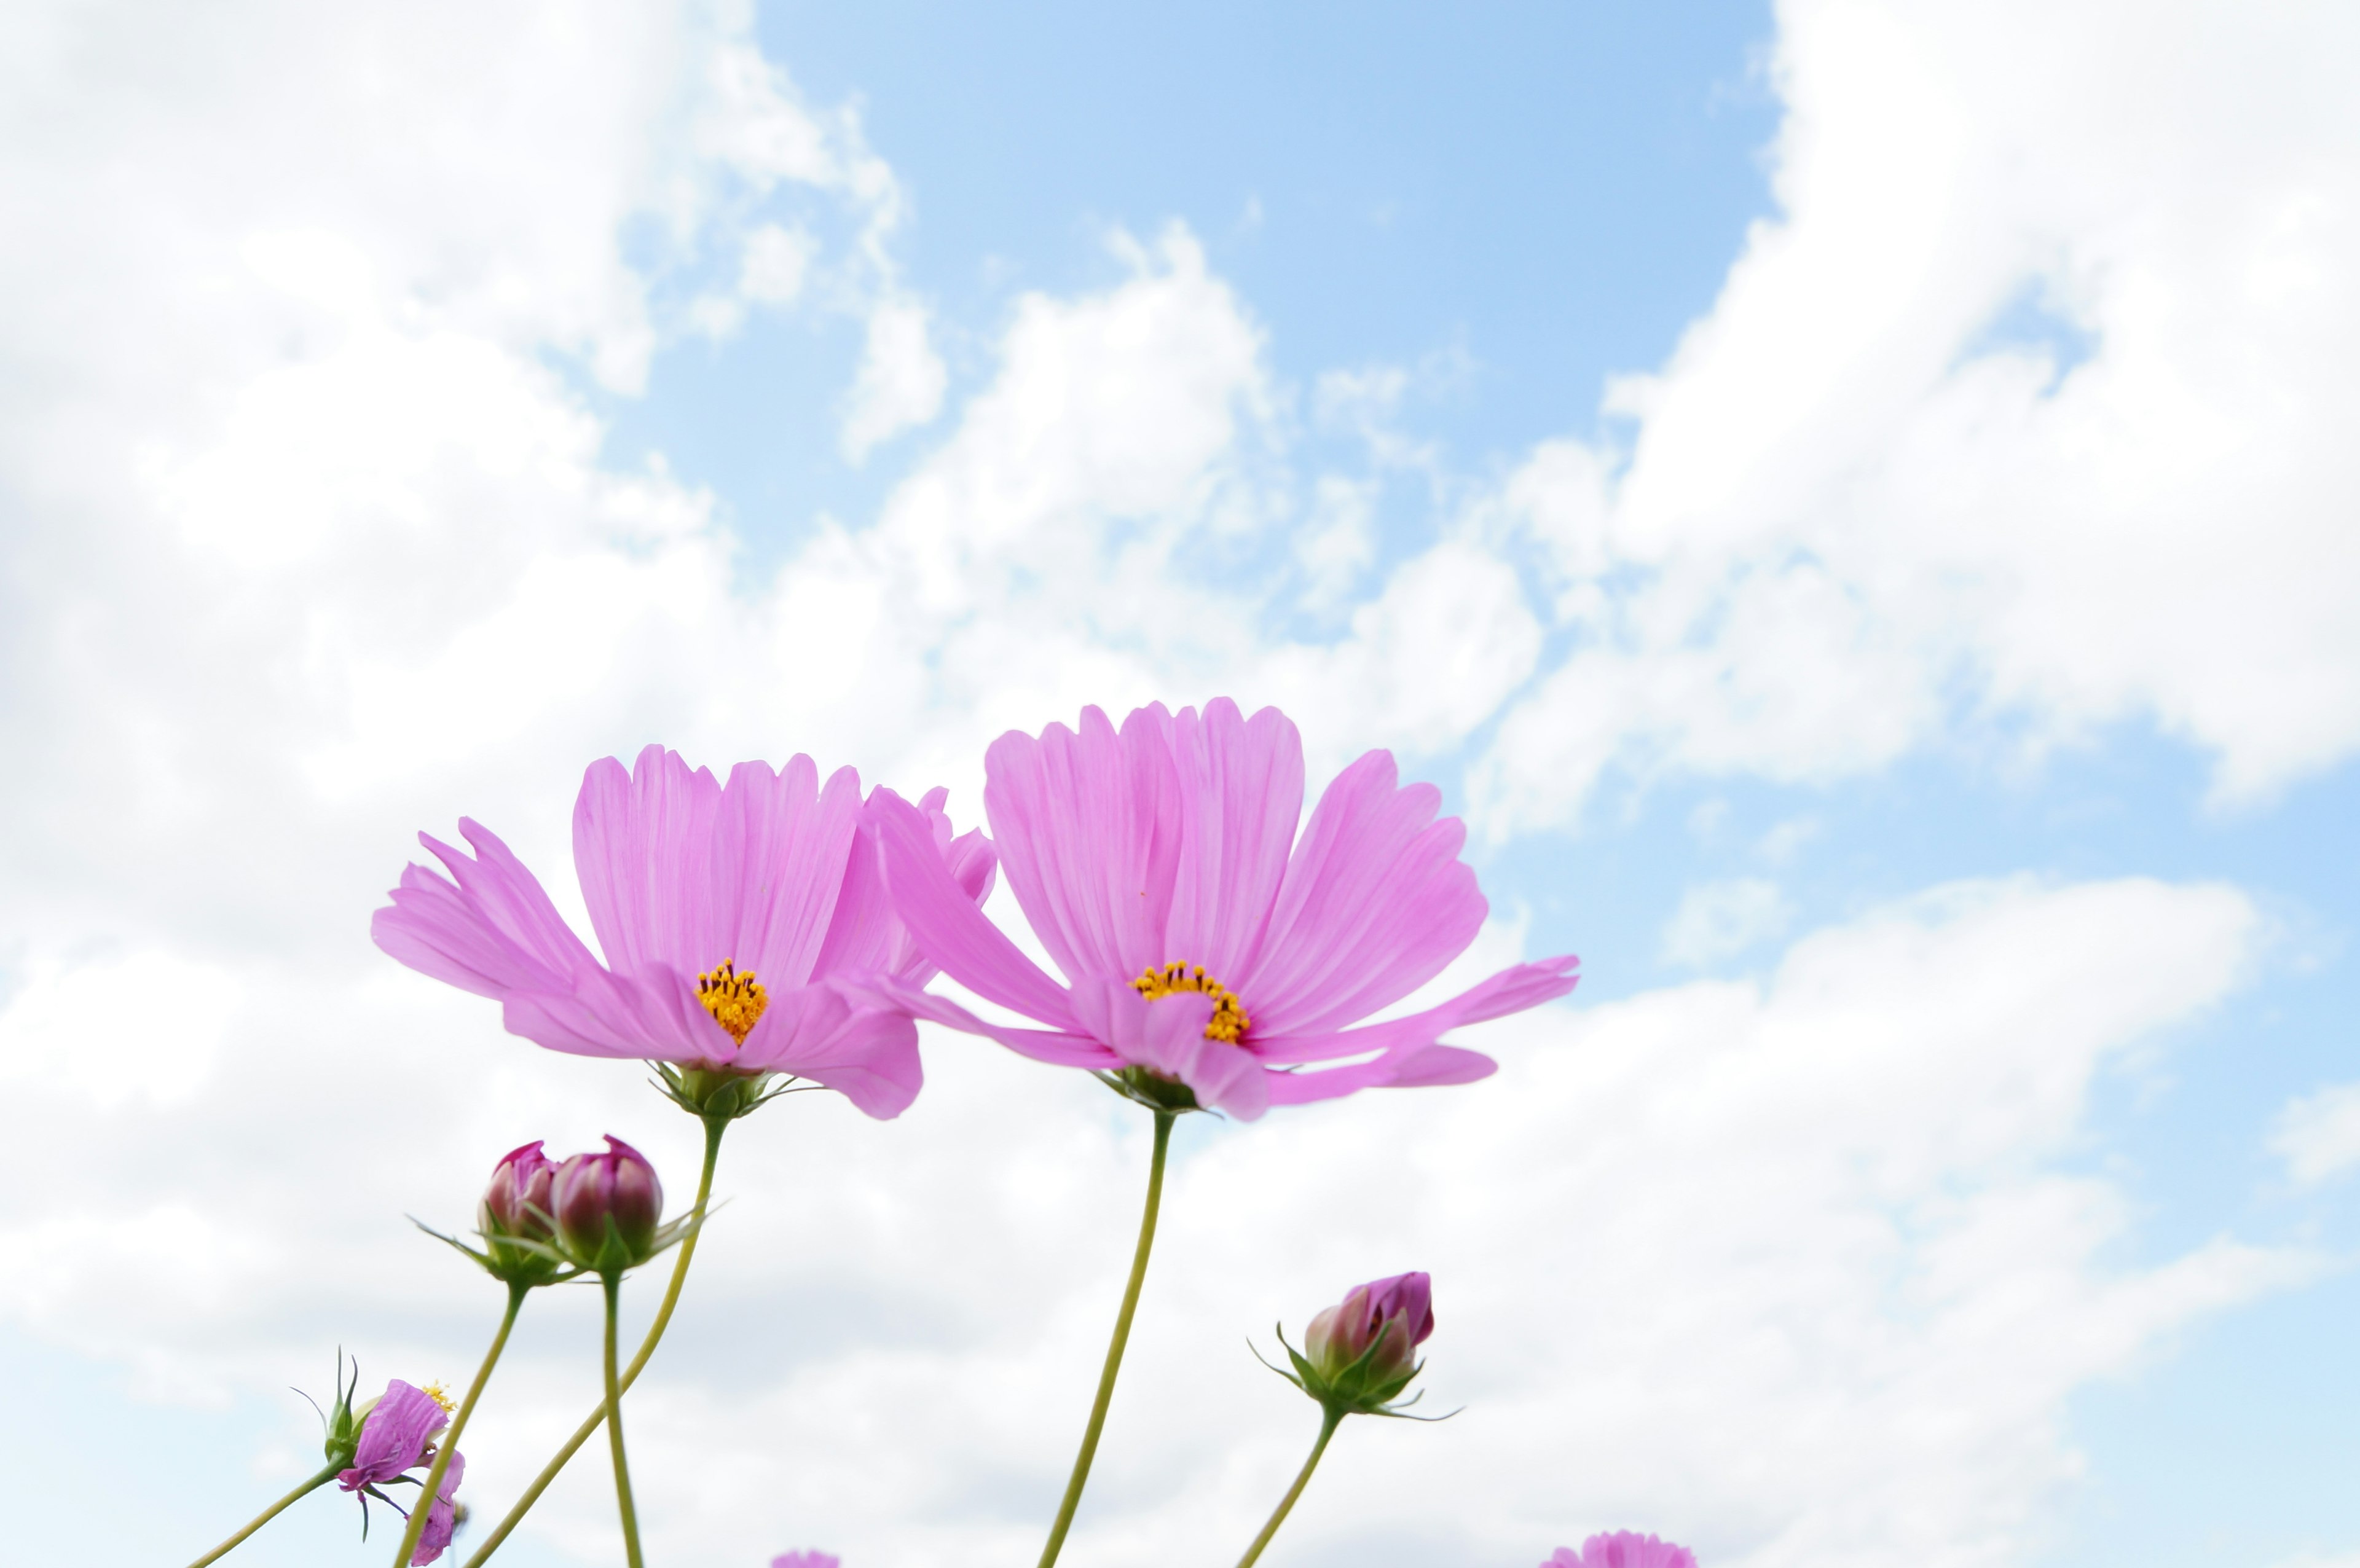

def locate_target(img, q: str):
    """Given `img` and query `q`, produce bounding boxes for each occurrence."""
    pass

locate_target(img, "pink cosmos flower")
[868,699,1577,1119]
[1545,1534,1697,1568]
[373,745,996,1119]
[338,1380,465,1562]
[771,1554,841,1568]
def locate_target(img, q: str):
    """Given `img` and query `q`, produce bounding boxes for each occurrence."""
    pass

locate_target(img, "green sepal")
[652,1064,807,1123]
[563,1196,712,1279]
[1261,1322,1450,1420]
[1096,1065,1203,1115]
[410,1215,580,1289]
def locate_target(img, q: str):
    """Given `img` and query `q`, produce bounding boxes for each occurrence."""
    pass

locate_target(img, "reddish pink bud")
[1302,1271,1433,1400]
[551,1135,664,1272]
[479,1140,557,1242]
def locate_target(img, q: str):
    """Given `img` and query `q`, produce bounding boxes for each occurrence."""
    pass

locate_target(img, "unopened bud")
[551,1135,664,1274]
[477,1140,564,1284]
[1294,1271,1433,1414]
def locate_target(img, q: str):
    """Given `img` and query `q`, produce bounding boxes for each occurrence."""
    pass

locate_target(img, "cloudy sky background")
[4,2,2358,1565]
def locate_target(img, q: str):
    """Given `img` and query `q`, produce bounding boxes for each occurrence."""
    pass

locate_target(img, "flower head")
[338,1379,452,1493]
[771,1553,841,1568]
[1545,1535,1697,1568]
[870,700,1577,1119]
[373,747,996,1120]
[550,1135,666,1274]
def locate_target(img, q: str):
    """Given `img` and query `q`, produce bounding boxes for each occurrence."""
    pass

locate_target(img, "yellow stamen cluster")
[1131,962,1251,1044]
[697,960,769,1043]
[421,1382,456,1417]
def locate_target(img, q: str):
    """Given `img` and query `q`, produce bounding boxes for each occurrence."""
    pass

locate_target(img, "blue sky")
[4,3,2359,1566]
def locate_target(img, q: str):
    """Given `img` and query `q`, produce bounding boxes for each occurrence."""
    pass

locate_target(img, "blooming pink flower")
[1545,1534,1697,1568]
[868,700,1577,1119]
[373,745,996,1119]
[771,1554,841,1568]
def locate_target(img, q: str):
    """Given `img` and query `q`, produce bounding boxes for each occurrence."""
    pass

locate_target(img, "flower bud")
[551,1135,664,1273]
[1292,1271,1433,1413]
[481,1140,557,1239]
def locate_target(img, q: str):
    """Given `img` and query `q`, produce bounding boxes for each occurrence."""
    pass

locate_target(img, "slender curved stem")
[390,1281,530,1567]
[602,1272,645,1568]
[184,1461,342,1568]
[1036,1108,1175,1568]
[462,1114,728,1567]
[1234,1406,1345,1568]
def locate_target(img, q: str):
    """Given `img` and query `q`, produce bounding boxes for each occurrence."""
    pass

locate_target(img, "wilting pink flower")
[411,1452,466,1564]
[1305,1271,1433,1385]
[373,746,996,1119]
[771,1554,841,1568]
[551,1135,664,1270]
[1545,1534,1697,1568]
[868,700,1577,1119]
[337,1380,451,1493]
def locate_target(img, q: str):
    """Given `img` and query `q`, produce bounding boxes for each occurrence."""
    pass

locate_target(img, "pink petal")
[1261,1040,1500,1108]
[1162,699,1304,986]
[870,787,1081,1030]
[1251,956,1579,1064]
[854,976,1119,1069]
[502,963,738,1065]
[984,705,1181,987]
[820,785,999,986]
[371,822,600,1000]
[572,746,722,976]
[1234,750,1487,1037]
[1068,981,1268,1120]
[736,979,923,1119]
[707,756,863,988]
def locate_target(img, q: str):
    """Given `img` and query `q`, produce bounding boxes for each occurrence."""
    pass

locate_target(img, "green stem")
[602,1272,645,1568]
[390,1280,530,1567]
[463,1113,728,1567]
[184,1461,342,1568]
[1035,1108,1175,1568]
[1233,1406,1345,1568]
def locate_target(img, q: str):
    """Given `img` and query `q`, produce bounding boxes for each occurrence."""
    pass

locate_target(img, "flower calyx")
[652,1061,800,1124]
[1096,1063,1205,1115]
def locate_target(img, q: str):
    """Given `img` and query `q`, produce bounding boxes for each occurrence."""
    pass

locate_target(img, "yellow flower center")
[420,1382,456,1417]
[1131,962,1250,1044]
[697,960,769,1043]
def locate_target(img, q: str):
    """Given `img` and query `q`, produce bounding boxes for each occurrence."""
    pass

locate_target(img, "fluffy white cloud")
[2270,1081,2360,1187]
[1661,877,1795,968]
[1474,0,2360,834]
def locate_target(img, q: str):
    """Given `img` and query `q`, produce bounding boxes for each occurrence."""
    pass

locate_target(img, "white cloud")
[1474,0,2360,834]
[741,220,818,305]
[841,294,948,461]
[1661,877,1795,968]
[2270,1081,2360,1187]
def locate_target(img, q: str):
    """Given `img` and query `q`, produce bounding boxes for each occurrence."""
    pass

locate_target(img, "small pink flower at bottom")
[1546,1533,1697,1568]
[771,1554,840,1568]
